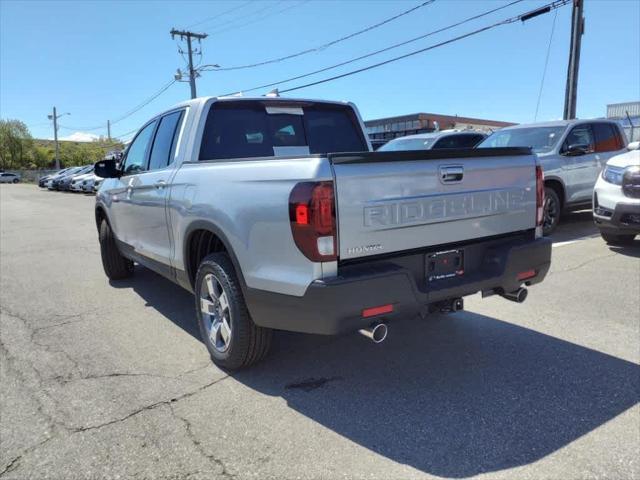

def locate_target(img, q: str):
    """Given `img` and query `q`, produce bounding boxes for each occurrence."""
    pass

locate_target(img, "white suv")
[593,142,640,245]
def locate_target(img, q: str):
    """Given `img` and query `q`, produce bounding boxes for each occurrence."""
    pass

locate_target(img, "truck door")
[561,124,598,203]
[123,110,184,271]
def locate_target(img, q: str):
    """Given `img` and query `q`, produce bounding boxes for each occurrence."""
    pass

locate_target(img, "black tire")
[195,253,272,370]
[600,231,636,246]
[98,219,134,280]
[543,186,561,236]
[12,178,19,184]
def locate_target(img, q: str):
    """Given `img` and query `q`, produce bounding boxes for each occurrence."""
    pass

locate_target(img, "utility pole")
[48,107,70,169]
[170,29,208,99]
[107,120,111,141]
[563,0,584,120]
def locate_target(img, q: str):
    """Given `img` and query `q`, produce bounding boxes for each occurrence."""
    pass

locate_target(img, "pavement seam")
[552,253,618,274]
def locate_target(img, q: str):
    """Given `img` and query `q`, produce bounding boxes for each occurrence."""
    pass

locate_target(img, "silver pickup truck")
[94,97,551,369]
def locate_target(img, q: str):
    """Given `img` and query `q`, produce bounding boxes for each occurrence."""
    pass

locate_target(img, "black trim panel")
[329,147,532,165]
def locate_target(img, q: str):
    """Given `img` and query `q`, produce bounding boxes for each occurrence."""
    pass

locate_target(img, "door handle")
[440,166,464,183]
[154,180,167,189]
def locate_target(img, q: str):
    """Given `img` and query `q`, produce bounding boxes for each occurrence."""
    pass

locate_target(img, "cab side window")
[148,110,185,171]
[562,125,595,153]
[593,123,623,152]
[122,121,156,176]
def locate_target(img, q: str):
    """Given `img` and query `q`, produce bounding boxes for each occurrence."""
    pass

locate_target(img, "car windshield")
[378,137,436,151]
[478,126,567,153]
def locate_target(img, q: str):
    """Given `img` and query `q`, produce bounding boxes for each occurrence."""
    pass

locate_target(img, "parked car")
[593,142,640,245]
[38,171,65,187]
[0,172,20,184]
[94,96,551,370]
[56,165,93,191]
[378,130,486,152]
[69,168,95,192]
[92,177,103,192]
[80,174,99,193]
[49,167,83,190]
[478,119,628,235]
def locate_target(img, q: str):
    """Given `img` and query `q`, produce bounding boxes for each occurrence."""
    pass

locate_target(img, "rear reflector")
[517,269,536,281]
[362,304,394,318]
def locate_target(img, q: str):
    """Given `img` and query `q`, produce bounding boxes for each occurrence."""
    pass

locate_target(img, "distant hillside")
[31,138,124,168]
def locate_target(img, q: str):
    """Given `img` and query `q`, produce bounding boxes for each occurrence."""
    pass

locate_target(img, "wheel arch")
[544,176,566,209]
[183,220,247,293]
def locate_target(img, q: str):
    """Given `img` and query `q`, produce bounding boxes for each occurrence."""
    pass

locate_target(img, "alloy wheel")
[199,273,232,353]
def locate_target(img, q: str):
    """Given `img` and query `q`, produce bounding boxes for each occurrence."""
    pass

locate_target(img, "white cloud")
[59,131,100,142]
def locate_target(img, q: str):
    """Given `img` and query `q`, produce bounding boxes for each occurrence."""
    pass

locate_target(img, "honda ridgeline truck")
[94,97,551,369]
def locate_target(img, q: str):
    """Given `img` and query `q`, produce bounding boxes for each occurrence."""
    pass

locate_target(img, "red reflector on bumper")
[362,304,394,318]
[517,269,536,281]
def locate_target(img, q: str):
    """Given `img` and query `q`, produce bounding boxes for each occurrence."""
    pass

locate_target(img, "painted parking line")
[552,235,599,248]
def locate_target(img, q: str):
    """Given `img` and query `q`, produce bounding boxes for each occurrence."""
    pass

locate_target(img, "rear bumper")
[246,233,551,335]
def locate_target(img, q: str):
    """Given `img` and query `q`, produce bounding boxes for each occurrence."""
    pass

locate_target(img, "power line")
[219,0,527,96]
[534,8,559,122]
[208,0,436,72]
[110,79,177,124]
[277,0,571,94]
[56,79,177,132]
[206,0,309,37]
[186,1,253,29]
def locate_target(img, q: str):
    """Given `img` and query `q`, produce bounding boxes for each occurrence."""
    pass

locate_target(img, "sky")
[1,0,639,142]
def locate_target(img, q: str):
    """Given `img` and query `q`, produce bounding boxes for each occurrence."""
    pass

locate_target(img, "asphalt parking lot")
[1,183,639,480]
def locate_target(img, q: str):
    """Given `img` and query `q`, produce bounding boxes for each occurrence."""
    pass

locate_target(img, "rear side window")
[433,134,485,149]
[199,102,366,160]
[148,110,184,171]
[593,123,623,152]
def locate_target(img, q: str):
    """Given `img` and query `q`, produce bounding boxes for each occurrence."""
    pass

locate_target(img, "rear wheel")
[543,187,561,236]
[12,178,19,183]
[600,232,636,246]
[195,253,272,370]
[98,219,134,280]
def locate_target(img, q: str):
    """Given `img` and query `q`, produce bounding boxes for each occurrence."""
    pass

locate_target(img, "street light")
[48,108,70,170]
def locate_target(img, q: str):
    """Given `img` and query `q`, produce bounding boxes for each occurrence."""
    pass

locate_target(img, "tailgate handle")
[440,166,464,183]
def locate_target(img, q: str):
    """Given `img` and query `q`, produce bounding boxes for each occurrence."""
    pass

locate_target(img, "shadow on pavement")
[550,209,599,244]
[607,239,640,257]
[112,267,640,478]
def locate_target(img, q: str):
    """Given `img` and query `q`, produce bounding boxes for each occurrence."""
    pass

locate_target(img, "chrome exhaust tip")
[359,323,388,343]
[501,287,528,303]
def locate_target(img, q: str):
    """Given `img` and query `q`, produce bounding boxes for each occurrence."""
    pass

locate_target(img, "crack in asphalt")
[68,374,230,434]
[169,403,237,479]
[0,305,226,476]
[553,253,618,274]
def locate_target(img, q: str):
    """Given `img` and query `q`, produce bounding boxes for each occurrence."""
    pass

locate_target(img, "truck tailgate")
[330,148,537,260]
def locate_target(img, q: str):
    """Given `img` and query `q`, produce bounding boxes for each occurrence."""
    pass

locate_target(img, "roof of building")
[364,112,515,127]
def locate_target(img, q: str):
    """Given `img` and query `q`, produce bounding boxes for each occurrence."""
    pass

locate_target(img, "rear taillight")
[289,181,337,262]
[536,165,544,234]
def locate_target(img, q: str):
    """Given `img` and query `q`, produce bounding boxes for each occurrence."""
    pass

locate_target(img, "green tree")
[0,119,33,169]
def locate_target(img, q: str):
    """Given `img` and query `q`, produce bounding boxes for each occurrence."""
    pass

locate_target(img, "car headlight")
[622,165,640,198]
[602,165,625,185]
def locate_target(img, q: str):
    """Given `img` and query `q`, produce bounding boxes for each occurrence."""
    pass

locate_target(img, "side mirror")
[563,144,590,156]
[94,159,120,178]
[627,141,640,151]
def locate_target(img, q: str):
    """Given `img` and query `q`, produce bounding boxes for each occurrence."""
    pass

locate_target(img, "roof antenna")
[265,88,280,98]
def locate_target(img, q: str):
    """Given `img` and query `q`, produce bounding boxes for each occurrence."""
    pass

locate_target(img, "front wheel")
[195,253,272,370]
[600,232,636,246]
[12,178,19,184]
[98,219,134,280]
[542,187,561,236]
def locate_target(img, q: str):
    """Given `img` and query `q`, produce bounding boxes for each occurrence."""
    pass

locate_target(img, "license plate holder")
[426,249,464,282]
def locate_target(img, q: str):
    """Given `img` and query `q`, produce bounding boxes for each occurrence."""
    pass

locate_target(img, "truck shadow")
[113,268,639,478]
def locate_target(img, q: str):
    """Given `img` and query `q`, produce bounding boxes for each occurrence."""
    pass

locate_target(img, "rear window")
[199,102,367,160]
